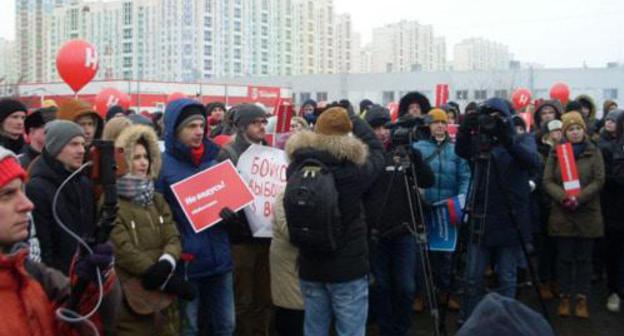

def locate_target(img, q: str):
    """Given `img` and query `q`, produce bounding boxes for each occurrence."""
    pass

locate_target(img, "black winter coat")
[364,146,435,239]
[25,151,96,274]
[284,116,385,283]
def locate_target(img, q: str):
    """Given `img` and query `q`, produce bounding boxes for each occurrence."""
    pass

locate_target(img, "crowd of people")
[0,90,622,336]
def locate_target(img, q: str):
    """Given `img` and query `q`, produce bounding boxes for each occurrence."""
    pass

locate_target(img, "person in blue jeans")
[413,108,471,311]
[455,98,540,322]
[363,100,435,336]
[156,99,235,335]
[285,105,385,336]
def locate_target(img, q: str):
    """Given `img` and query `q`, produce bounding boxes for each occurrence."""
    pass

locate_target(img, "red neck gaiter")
[191,143,205,166]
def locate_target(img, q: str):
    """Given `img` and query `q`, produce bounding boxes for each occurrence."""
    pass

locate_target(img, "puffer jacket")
[543,140,605,238]
[284,115,384,283]
[0,247,119,336]
[156,99,232,279]
[413,136,471,203]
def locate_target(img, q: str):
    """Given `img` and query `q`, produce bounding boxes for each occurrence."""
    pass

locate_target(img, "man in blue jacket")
[455,98,540,322]
[156,98,234,335]
[413,108,471,310]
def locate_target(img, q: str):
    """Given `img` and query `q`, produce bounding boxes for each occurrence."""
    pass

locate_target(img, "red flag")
[275,99,294,133]
[556,143,581,197]
[435,84,449,107]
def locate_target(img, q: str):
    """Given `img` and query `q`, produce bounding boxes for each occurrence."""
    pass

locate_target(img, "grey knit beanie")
[44,120,85,158]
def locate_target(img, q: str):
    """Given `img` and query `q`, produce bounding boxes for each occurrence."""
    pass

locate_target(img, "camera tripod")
[458,146,551,326]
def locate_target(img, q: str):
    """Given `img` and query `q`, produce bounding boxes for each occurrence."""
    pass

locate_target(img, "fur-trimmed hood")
[115,125,162,179]
[575,94,597,122]
[398,91,432,117]
[285,130,368,166]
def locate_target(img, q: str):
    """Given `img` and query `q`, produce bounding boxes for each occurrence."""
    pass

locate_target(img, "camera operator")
[455,98,540,322]
[364,100,434,335]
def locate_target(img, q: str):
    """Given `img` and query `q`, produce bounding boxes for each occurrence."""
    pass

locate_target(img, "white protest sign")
[237,144,289,237]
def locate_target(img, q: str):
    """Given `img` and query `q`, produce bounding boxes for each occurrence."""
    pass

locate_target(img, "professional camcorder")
[385,115,430,146]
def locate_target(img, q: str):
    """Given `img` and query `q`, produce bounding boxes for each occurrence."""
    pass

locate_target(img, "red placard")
[387,102,399,122]
[275,99,294,133]
[556,143,581,197]
[435,84,449,107]
[171,161,255,233]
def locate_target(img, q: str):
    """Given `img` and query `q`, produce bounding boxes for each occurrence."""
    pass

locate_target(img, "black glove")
[163,274,196,301]
[494,117,513,148]
[219,207,238,224]
[75,242,114,282]
[142,260,174,290]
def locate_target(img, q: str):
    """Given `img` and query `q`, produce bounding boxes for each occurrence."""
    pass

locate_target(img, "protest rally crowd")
[1,87,623,336]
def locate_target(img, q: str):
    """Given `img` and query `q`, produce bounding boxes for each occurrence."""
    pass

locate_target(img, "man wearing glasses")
[217,104,272,336]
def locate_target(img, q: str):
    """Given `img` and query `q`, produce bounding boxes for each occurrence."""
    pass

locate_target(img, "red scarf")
[191,143,205,166]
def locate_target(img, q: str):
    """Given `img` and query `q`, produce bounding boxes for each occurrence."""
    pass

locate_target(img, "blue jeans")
[300,276,368,336]
[460,243,521,320]
[180,272,235,336]
[372,235,417,336]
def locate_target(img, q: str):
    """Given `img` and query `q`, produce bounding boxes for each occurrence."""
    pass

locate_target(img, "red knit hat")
[0,147,26,188]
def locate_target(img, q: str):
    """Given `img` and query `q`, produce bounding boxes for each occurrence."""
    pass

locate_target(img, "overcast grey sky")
[1,0,623,68]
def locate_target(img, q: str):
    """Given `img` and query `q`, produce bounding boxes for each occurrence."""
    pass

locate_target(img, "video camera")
[385,115,430,147]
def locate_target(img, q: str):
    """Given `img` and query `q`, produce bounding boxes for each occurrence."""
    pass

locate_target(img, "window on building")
[300,92,311,103]
[204,45,212,56]
[123,57,132,68]
[234,48,241,59]
[455,90,468,100]
[316,92,328,101]
[262,65,268,75]
[123,2,132,25]
[123,42,132,53]
[123,28,132,39]
[382,91,395,105]
[494,90,508,98]
[234,21,241,32]
[234,35,241,45]
[474,90,487,100]
[604,88,618,100]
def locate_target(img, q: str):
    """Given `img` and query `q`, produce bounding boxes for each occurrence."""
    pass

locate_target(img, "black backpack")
[284,158,343,252]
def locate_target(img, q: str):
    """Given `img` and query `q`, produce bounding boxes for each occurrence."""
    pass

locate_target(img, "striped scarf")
[117,174,155,207]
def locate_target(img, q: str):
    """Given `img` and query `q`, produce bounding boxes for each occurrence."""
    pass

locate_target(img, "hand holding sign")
[171,161,254,233]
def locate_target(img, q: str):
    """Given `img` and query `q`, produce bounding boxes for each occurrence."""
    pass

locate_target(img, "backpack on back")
[284,158,343,252]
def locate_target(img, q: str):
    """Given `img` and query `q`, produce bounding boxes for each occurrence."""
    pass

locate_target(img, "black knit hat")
[565,101,583,113]
[364,104,391,128]
[174,105,206,134]
[0,98,28,124]
[233,104,267,129]
[24,107,56,133]
[106,105,126,121]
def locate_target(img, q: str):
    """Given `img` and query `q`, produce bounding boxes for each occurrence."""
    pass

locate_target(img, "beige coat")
[269,192,304,310]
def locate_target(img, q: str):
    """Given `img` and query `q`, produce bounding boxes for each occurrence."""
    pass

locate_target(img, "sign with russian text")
[556,143,581,197]
[171,161,254,233]
[426,195,464,252]
[237,144,289,237]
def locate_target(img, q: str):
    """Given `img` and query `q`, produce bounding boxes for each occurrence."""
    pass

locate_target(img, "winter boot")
[575,295,589,319]
[558,295,571,317]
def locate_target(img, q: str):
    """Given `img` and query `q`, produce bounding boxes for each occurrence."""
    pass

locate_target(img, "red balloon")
[550,82,570,105]
[512,88,532,111]
[167,92,187,104]
[94,87,130,118]
[56,39,99,93]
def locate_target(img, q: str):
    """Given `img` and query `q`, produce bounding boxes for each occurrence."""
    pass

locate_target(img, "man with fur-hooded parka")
[285,106,384,335]
[285,107,384,283]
